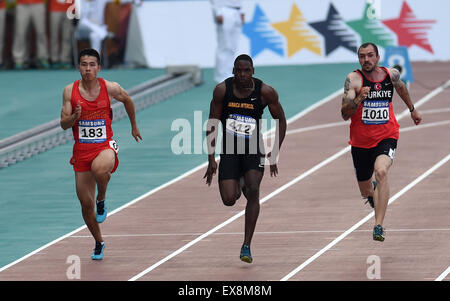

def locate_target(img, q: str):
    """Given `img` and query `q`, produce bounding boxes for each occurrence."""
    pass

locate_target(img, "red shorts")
[70,140,119,173]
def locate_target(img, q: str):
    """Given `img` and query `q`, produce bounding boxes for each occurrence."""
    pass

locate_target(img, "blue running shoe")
[96,200,107,223]
[240,244,253,263]
[91,241,105,260]
[373,224,385,242]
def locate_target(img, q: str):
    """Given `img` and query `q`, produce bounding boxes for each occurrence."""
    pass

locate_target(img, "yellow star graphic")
[272,3,321,57]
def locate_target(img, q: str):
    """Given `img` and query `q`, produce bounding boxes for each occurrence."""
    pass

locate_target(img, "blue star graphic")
[309,3,358,55]
[242,4,284,58]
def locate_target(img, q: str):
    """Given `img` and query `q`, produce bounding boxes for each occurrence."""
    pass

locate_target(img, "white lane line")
[68,228,450,238]
[400,120,450,132]
[420,107,450,115]
[281,153,450,281]
[129,146,351,281]
[263,89,343,138]
[396,80,449,120]
[284,119,450,137]
[275,121,348,137]
[435,266,450,281]
[0,88,342,273]
[130,80,448,281]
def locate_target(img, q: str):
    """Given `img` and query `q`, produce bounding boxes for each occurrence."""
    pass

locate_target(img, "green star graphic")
[346,3,395,48]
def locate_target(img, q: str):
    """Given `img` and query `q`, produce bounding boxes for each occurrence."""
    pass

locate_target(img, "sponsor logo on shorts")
[388,148,395,159]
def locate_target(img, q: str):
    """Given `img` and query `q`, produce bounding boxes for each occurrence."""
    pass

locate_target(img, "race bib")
[362,100,390,125]
[109,140,119,154]
[225,114,256,139]
[78,119,107,143]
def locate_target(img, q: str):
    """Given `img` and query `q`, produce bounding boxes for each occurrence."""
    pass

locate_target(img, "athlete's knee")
[93,169,111,180]
[222,196,236,206]
[374,167,388,182]
[91,162,112,178]
[244,183,260,198]
[80,199,94,213]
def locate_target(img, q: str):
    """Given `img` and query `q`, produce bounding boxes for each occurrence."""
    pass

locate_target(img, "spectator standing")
[0,0,5,69]
[49,0,74,69]
[75,0,112,55]
[12,0,50,69]
[210,0,244,84]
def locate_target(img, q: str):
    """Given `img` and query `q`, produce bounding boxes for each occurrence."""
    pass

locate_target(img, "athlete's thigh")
[218,154,241,181]
[351,146,375,182]
[91,148,115,174]
[373,138,396,172]
[218,154,241,200]
[75,171,96,204]
[219,179,240,202]
[374,154,392,172]
[243,168,263,190]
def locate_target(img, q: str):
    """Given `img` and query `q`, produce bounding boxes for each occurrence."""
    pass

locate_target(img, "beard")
[363,63,376,73]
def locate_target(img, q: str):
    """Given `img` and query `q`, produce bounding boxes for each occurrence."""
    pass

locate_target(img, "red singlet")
[70,78,118,172]
[349,67,399,148]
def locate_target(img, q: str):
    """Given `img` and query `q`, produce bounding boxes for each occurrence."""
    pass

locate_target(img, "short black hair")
[234,54,253,67]
[78,48,100,64]
[358,42,379,56]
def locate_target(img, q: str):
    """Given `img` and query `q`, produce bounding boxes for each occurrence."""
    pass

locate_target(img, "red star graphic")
[382,1,435,53]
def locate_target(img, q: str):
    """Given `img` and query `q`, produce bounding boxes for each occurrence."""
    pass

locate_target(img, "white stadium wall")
[124,0,450,68]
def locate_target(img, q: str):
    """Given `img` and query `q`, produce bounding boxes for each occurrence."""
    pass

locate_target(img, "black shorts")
[351,138,397,182]
[218,154,265,181]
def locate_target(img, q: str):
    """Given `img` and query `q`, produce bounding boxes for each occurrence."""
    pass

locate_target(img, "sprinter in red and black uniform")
[204,54,286,263]
[341,43,422,242]
[60,49,142,260]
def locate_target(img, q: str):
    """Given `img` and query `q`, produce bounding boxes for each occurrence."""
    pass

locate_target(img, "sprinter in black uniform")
[204,54,286,263]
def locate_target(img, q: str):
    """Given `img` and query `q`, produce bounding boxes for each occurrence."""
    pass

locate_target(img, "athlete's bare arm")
[204,83,225,186]
[389,67,422,125]
[106,80,142,142]
[262,83,286,177]
[60,84,79,130]
[341,72,370,121]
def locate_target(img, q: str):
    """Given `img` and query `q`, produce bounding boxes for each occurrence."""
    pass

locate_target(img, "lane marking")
[284,119,450,137]
[129,146,351,281]
[68,228,450,238]
[130,80,448,281]
[400,120,450,133]
[281,153,450,281]
[0,88,342,272]
[2,79,447,276]
[435,266,450,281]
[420,107,450,115]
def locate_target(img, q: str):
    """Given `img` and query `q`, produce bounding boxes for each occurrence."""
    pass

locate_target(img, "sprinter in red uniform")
[60,48,142,260]
[341,43,422,242]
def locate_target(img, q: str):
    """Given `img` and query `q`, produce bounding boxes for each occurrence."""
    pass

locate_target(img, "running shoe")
[240,244,253,263]
[364,181,377,208]
[91,241,105,260]
[96,200,107,223]
[373,224,385,242]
